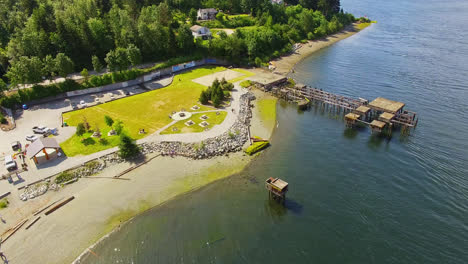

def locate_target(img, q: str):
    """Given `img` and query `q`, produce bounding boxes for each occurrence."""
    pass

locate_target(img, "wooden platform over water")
[270,83,419,135]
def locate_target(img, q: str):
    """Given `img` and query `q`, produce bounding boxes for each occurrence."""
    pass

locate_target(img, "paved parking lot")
[0,85,147,190]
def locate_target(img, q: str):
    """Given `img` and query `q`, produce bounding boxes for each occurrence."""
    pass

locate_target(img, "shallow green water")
[82,0,468,263]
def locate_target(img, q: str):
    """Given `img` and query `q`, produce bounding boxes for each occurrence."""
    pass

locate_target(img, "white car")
[80,100,87,107]
[26,134,39,142]
[4,155,17,171]
[32,125,49,134]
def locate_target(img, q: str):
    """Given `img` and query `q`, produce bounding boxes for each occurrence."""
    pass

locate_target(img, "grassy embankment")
[61,66,227,156]
[356,21,377,30]
[257,98,278,129]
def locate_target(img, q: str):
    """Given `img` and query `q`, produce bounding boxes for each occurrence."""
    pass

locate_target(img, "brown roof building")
[26,138,61,164]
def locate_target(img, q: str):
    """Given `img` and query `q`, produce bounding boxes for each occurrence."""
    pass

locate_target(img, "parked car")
[80,100,87,107]
[26,134,39,142]
[4,155,17,171]
[11,141,21,151]
[32,126,49,134]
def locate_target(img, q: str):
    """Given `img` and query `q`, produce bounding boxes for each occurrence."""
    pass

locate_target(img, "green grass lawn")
[61,66,227,156]
[160,111,228,135]
[257,98,277,126]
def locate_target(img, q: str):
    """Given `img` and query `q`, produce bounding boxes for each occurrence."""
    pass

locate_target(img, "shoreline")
[272,22,372,75]
[1,23,370,264]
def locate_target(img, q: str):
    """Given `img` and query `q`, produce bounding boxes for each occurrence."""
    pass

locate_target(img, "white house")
[190,25,212,40]
[197,8,218,20]
[271,0,284,4]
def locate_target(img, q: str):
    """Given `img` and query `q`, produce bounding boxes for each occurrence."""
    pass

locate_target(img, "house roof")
[370,120,386,129]
[190,25,204,32]
[355,105,370,114]
[271,178,288,191]
[379,112,395,122]
[26,137,60,159]
[198,8,217,13]
[369,97,405,114]
[345,113,360,121]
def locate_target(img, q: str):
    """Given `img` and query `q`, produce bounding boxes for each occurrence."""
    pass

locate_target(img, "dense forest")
[0,0,355,92]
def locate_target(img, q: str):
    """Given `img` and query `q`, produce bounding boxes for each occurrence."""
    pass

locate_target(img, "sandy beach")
[0,23,371,264]
[272,22,371,75]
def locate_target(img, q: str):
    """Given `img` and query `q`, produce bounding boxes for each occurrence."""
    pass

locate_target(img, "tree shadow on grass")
[81,137,96,146]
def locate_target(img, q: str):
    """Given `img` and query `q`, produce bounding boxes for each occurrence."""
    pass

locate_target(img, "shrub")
[255,57,263,67]
[114,120,123,135]
[0,198,8,209]
[245,141,270,155]
[0,112,6,124]
[240,80,253,88]
[199,90,209,104]
[104,115,114,127]
[99,138,109,145]
[55,171,76,184]
[76,123,85,136]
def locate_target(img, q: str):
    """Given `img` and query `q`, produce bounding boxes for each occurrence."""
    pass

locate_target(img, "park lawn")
[228,69,255,83]
[257,98,277,125]
[160,111,228,135]
[61,66,226,156]
[60,127,121,156]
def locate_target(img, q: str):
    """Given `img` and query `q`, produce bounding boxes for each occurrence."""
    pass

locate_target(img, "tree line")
[0,0,349,87]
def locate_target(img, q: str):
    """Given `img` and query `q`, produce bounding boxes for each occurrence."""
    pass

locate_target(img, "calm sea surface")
[82,0,468,263]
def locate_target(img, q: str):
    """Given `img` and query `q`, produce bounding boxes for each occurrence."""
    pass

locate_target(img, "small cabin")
[265,177,288,202]
[197,8,218,20]
[354,105,371,121]
[190,25,212,40]
[345,113,361,127]
[369,120,387,133]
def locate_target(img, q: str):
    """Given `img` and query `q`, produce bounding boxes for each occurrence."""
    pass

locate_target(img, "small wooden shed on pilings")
[265,177,288,204]
[369,120,388,134]
[345,113,361,128]
[354,105,371,122]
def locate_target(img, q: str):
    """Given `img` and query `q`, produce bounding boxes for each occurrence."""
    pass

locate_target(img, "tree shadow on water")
[265,197,304,219]
[367,134,391,150]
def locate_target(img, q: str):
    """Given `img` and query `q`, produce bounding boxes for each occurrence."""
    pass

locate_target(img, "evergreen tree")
[76,123,85,137]
[127,44,142,67]
[55,53,74,78]
[118,133,139,159]
[92,55,103,72]
[81,68,89,81]
[104,115,114,127]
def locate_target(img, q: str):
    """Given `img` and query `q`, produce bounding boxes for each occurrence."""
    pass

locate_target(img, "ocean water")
[81,0,468,263]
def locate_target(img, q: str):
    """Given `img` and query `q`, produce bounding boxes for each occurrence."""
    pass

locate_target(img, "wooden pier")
[270,83,418,135]
[266,177,288,204]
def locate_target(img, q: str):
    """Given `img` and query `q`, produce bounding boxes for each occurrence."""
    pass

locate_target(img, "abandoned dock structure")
[269,83,418,135]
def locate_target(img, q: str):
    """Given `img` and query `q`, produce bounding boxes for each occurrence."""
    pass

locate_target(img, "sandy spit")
[272,22,371,75]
